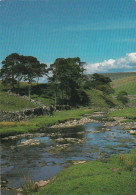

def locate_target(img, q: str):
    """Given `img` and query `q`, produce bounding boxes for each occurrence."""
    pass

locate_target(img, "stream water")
[1,121,136,195]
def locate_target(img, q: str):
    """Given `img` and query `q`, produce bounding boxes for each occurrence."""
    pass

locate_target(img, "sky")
[0,0,136,76]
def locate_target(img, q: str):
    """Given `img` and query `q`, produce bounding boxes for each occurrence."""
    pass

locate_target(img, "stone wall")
[0,106,52,122]
[0,91,71,122]
[0,105,71,122]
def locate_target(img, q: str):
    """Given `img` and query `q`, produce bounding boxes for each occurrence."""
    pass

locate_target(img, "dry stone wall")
[0,91,71,122]
[0,105,71,122]
[0,106,52,122]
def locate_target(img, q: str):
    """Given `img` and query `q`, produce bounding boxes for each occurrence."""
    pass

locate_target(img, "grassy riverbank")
[32,148,136,195]
[0,108,94,137]
[109,107,136,119]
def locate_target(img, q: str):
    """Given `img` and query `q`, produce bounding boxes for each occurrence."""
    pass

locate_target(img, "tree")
[22,56,47,100]
[48,57,89,106]
[90,73,114,94]
[0,53,47,99]
[0,53,21,89]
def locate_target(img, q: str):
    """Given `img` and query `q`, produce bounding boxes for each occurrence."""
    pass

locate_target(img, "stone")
[73,161,86,165]
[35,180,50,188]
[18,139,40,147]
[129,130,136,134]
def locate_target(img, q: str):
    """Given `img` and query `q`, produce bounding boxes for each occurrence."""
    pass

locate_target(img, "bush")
[117,91,129,104]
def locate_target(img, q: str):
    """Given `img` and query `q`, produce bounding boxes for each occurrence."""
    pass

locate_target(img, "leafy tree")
[0,54,47,99]
[90,73,114,94]
[22,56,47,100]
[117,91,129,105]
[48,57,89,106]
[0,53,22,89]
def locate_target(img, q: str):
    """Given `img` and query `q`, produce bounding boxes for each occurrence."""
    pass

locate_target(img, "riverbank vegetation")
[109,107,136,119]
[0,108,94,137]
[32,148,136,195]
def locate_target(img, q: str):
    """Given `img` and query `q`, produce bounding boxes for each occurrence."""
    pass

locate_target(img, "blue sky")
[0,0,136,74]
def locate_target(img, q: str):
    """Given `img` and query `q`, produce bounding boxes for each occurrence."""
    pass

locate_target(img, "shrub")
[117,91,129,104]
[22,173,39,194]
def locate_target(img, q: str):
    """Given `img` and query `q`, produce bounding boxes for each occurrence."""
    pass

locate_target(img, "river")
[1,121,136,194]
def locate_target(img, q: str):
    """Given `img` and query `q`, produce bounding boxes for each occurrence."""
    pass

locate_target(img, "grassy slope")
[0,108,94,137]
[0,91,37,111]
[31,95,53,106]
[32,89,119,108]
[0,80,119,110]
[86,89,119,107]
[32,149,136,195]
[109,76,136,117]
[0,82,37,111]
[111,76,136,95]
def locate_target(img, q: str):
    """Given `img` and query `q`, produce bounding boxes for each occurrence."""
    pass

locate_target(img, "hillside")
[111,76,136,95]
[2,72,135,111]
[0,91,37,111]
[0,82,37,111]
[0,79,119,111]
[88,72,136,81]
[86,89,119,108]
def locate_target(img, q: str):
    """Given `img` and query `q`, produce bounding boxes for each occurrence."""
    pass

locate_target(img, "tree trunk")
[12,75,15,90]
[61,89,64,105]
[17,80,20,95]
[28,82,31,101]
[37,77,39,85]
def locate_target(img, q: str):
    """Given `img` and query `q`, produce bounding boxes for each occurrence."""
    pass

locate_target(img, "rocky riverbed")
[50,117,99,128]
[1,111,136,195]
[50,112,136,135]
[104,117,136,134]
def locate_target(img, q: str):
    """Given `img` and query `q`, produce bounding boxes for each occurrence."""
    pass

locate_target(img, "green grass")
[109,107,136,119]
[0,80,119,110]
[0,81,39,111]
[31,95,53,106]
[32,88,119,108]
[111,76,136,95]
[130,99,136,106]
[86,89,119,107]
[0,91,37,111]
[32,148,136,195]
[0,108,94,137]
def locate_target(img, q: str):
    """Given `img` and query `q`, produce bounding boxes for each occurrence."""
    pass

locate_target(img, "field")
[32,148,136,195]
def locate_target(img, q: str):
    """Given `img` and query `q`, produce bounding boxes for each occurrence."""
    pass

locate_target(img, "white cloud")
[86,53,136,74]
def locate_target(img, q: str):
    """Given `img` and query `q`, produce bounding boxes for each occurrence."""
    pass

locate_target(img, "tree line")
[0,53,115,106]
